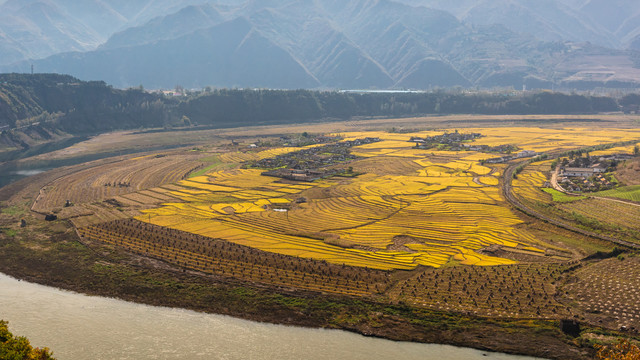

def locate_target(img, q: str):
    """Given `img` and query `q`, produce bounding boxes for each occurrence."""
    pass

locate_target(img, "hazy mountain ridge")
[99,4,228,50]
[19,18,320,89]
[3,0,640,90]
[0,0,212,65]
[398,0,640,49]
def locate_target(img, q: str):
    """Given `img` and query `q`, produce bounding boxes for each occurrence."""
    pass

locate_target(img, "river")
[0,274,544,360]
[0,168,51,188]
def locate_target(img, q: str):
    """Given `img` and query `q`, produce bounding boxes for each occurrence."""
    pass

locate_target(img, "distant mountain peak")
[2,0,640,90]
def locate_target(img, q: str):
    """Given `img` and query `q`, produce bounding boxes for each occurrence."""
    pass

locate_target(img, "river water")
[0,274,544,360]
[0,168,51,188]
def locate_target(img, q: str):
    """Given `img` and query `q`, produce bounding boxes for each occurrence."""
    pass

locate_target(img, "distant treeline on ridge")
[0,73,636,136]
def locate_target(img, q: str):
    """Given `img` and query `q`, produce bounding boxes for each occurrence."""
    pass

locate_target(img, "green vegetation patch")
[0,205,27,216]
[3,229,17,237]
[542,188,586,203]
[596,185,640,202]
[189,155,235,178]
[0,320,55,359]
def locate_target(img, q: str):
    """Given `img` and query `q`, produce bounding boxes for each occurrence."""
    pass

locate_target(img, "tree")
[595,339,640,360]
[0,320,55,360]
[634,145,639,157]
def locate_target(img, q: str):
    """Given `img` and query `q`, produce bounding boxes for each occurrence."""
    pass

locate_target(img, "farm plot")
[469,127,640,153]
[218,146,322,164]
[596,185,640,202]
[561,257,640,329]
[556,198,640,241]
[32,153,203,213]
[113,127,640,272]
[137,132,553,270]
[79,219,391,297]
[512,161,553,204]
[388,263,571,318]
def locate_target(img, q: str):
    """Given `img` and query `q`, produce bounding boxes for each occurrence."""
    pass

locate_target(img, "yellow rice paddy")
[138,127,640,270]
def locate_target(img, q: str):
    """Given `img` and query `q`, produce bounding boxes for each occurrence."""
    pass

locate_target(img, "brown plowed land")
[388,263,574,319]
[616,158,640,186]
[561,256,640,331]
[31,153,203,214]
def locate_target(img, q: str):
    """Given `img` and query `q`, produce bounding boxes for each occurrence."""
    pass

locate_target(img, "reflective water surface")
[0,274,544,360]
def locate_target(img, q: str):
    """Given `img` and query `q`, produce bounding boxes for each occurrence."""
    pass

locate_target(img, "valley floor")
[2,115,640,359]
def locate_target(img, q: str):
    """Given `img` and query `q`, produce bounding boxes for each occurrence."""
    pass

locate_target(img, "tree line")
[0,73,637,136]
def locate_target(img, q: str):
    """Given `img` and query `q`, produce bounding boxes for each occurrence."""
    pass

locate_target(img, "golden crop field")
[511,160,554,204]
[130,127,640,271]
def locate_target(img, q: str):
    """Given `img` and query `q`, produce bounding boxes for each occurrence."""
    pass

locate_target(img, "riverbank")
[0,274,547,360]
[0,234,578,359]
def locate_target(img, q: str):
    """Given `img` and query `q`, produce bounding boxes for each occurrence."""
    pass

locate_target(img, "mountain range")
[2,0,640,90]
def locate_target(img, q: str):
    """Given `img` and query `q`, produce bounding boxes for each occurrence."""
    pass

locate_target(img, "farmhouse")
[562,167,603,177]
[485,156,513,164]
[516,150,537,158]
[598,154,633,161]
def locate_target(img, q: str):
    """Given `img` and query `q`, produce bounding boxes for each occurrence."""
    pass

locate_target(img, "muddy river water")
[0,273,546,360]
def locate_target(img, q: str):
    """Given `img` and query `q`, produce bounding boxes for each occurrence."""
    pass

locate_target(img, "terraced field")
[32,152,204,213]
[28,126,640,273]
[79,219,391,297]
[126,128,640,272]
[19,123,640,336]
[138,145,541,269]
[389,263,573,318]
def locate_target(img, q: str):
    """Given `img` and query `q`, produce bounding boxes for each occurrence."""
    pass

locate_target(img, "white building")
[563,167,604,177]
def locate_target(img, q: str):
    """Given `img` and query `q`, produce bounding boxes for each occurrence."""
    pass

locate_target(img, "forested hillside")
[0,74,169,132]
[0,73,631,139]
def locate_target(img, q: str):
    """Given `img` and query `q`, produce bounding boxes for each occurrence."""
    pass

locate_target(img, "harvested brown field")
[561,256,640,330]
[616,158,640,186]
[388,263,574,319]
[31,153,204,214]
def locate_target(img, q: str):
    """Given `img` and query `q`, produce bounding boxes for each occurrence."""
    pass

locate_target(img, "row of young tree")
[2,73,640,135]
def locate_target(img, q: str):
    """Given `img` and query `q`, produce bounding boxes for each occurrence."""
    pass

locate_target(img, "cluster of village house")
[410,131,483,150]
[257,137,381,181]
[409,132,529,161]
[558,154,633,192]
[484,150,538,164]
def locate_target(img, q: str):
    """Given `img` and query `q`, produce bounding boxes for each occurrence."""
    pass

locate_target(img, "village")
[410,130,483,150]
[408,131,536,163]
[238,133,340,149]
[557,153,633,192]
[253,137,381,181]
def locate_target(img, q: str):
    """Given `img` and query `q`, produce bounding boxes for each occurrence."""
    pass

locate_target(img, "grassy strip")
[0,204,27,216]
[542,188,586,203]
[595,185,640,202]
[188,155,235,178]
